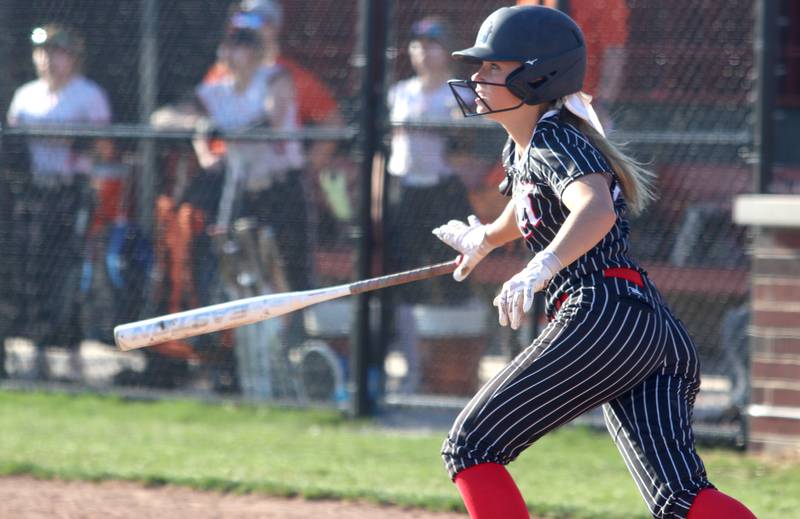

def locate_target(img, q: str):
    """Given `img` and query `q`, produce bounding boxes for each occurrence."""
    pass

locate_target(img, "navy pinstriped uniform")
[441,111,714,519]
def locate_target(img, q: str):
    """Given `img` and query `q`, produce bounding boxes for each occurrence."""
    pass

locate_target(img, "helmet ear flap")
[505,63,550,104]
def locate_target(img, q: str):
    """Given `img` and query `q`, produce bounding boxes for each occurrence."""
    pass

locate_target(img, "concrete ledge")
[749,403,800,421]
[734,195,800,227]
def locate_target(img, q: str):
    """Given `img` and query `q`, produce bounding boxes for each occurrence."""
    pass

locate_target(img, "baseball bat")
[114,257,460,351]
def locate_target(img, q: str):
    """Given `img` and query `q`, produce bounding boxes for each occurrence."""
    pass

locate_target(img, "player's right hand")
[493,250,562,330]
[432,215,493,281]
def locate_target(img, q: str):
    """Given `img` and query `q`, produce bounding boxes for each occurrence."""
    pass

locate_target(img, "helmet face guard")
[448,79,524,117]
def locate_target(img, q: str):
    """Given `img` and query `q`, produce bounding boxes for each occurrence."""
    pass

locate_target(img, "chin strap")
[563,91,606,137]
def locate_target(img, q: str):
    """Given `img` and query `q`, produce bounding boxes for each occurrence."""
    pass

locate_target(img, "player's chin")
[481,105,503,121]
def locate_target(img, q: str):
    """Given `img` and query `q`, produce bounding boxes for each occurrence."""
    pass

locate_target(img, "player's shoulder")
[388,77,420,105]
[64,76,110,108]
[531,113,591,148]
[392,77,419,94]
[276,55,306,76]
[12,78,46,98]
[71,75,107,95]
[196,74,231,99]
[256,63,291,84]
[530,113,606,165]
[276,56,320,85]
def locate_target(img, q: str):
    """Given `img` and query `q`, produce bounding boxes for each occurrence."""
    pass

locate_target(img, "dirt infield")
[0,476,467,518]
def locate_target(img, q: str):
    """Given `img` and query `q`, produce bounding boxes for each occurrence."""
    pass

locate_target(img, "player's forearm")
[484,200,522,249]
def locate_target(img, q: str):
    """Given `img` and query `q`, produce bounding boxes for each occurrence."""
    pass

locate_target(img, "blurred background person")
[192,18,312,381]
[204,0,346,242]
[140,3,332,391]
[385,16,475,394]
[5,24,111,381]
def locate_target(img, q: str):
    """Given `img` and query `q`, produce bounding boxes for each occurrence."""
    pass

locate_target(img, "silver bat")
[114,258,460,351]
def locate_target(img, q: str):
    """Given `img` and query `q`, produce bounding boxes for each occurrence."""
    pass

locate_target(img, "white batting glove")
[432,215,494,282]
[493,250,564,330]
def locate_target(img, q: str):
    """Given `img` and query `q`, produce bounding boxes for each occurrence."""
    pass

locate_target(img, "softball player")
[432,6,756,519]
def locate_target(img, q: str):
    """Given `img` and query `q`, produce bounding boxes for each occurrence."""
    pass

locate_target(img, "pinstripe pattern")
[441,276,712,518]
[443,114,712,518]
[504,110,640,317]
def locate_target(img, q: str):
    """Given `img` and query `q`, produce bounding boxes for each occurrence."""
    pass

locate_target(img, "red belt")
[554,267,644,312]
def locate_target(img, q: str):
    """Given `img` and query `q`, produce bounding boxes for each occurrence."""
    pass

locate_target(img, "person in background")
[6,24,111,381]
[204,0,345,231]
[385,17,475,394]
[191,20,312,374]
[142,5,323,391]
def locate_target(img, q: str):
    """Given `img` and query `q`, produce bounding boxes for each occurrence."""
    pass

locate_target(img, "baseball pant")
[442,272,713,519]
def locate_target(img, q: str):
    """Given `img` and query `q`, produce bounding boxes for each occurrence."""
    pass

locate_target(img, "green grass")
[0,390,796,518]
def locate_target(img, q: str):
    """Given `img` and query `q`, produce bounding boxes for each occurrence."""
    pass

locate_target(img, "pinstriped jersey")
[504,111,643,308]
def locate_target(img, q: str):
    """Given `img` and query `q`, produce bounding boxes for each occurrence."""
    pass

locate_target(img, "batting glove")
[432,215,493,281]
[493,250,563,330]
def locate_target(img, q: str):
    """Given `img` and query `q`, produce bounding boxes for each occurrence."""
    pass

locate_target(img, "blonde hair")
[560,108,657,215]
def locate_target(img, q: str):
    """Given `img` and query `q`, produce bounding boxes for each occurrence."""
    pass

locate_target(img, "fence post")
[351,0,389,417]
[138,0,158,228]
[754,0,778,194]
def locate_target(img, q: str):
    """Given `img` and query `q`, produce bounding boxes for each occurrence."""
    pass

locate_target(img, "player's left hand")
[493,250,563,330]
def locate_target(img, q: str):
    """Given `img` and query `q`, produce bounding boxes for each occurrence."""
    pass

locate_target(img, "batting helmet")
[449,6,586,116]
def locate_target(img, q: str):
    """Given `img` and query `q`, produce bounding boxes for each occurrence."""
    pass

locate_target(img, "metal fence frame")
[0,0,777,444]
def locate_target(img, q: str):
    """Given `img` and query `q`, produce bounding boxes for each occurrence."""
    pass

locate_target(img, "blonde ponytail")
[560,109,657,215]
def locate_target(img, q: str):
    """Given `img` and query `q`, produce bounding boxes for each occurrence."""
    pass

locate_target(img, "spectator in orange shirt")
[204,0,343,175]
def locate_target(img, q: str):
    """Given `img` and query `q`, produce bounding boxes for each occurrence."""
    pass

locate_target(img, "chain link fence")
[0,0,757,442]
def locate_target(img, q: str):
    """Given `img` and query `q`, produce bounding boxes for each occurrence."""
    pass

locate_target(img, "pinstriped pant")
[442,273,713,519]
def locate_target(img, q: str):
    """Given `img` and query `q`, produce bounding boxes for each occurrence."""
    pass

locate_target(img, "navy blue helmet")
[449,6,586,116]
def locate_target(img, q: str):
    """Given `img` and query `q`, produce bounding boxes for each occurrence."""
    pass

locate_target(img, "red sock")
[453,463,530,519]
[687,488,757,519]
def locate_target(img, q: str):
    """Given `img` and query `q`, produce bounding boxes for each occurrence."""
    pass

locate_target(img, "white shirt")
[196,65,304,192]
[7,76,111,177]
[387,77,458,186]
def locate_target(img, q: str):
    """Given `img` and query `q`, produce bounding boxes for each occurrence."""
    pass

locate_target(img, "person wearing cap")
[5,24,111,382]
[190,22,314,373]
[384,16,476,394]
[142,12,314,388]
[432,6,755,519]
[203,0,343,214]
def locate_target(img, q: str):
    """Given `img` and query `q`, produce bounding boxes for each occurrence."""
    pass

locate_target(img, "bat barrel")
[114,258,459,351]
[114,296,278,351]
[114,286,350,351]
